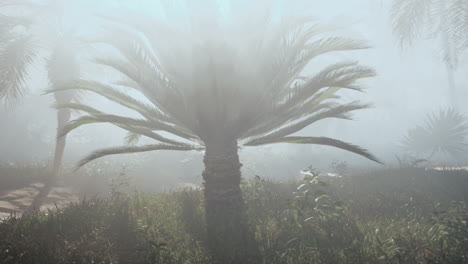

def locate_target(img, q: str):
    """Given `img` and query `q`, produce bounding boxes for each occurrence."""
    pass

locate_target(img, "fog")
[1,0,467,186]
[1,1,468,263]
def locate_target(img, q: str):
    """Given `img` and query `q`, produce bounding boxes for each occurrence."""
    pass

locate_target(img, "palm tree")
[50,6,381,264]
[0,1,38,104]
[29,32,81,210]
[391,0,468,107]
[0,0,82,210]
[402,108,468,160]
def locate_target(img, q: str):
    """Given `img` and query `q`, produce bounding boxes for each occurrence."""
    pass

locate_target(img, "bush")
[0,168,467,263]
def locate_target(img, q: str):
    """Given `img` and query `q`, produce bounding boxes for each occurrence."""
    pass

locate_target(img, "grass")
[0,167,467,264]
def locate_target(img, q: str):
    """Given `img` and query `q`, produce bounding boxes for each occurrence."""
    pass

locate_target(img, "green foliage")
[48,4,380,168]
[0,13,37,104]
[439,202,468,263]
[245,169,366,264]
[0,0,81,104]
[1,168,467,264]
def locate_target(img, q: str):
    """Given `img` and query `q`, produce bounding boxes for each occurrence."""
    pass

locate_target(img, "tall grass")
[0,167,467,263]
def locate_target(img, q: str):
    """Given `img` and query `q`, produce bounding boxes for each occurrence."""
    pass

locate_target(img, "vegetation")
[0,1,467,264]
[0,0,37,103]
[49,5,381,263]
[402,108,468,160]
[1,168,467,264]
[391,0,468,106]
[0,0,83,210]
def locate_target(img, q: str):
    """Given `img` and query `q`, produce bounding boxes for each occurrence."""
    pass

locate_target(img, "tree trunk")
[202,140,261,264]
[29,108,71,211]
[445,65,458,109]
[441,8,458,109]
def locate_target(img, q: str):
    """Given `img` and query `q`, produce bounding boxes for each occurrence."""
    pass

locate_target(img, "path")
[0,182,79,220]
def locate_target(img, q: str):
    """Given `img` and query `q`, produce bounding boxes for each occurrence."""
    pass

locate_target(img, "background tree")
[0,0,82,210]
[0,1,38,103]
[391,0,468,107]
[29,32,81,210]
[402,108,468,161]
[50,3,381,264]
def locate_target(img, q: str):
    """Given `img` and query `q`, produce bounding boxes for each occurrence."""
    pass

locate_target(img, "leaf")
[76,144,198,169]
[245,101,371,143]
[247,136,382,164]
[0,34,37,104]
[391,0,433,47]
[402,108,468,157]
[45,80,165,122]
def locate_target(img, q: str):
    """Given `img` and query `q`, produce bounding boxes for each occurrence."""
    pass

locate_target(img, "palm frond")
[239,62,373,140]
[53,102,102,115]
[64,8,379,165]
[402,108,468,157]
[282,62,374,115]
[93,57,177,114]
[245,102,370,143]
[45,80,169,122]
[445,0,468,58]
[391,0,433,47]
[287,37,371,79]
[245,136,381,163]
[76,144,198,169]
[58,115,193,146]
[391,0,468,70]
[54,101,196,140]
[0,34,37,104]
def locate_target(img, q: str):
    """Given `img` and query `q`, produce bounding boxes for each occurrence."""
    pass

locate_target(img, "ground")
[0,182,79,219]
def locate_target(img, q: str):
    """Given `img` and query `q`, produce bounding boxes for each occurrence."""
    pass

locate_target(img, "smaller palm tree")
[402,108,468,160]
[0,0,83,210]
[29,32,81,210]
[0,1,38,104]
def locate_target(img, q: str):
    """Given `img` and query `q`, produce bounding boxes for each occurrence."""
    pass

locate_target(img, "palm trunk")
[29,108,71,211]
[52,108,71,176]
[202,140,261,264]
[441,8,458,109]
[445,65,457,109]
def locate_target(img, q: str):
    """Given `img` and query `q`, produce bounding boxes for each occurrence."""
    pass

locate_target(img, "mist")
[2,1,466,166]
[0,1,467,263]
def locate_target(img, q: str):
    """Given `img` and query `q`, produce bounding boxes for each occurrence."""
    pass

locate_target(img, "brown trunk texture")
[202,140,261,264]
[29,108,71,211]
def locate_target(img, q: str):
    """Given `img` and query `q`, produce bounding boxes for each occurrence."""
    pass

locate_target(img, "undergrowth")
[0,168,467,264]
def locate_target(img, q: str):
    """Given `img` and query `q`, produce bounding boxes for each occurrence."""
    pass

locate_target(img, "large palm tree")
[50,5,380,263]
[391,0,468,107]
[0,0,82,210]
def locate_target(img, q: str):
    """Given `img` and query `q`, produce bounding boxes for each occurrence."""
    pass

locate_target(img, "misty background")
[1,0,466,189]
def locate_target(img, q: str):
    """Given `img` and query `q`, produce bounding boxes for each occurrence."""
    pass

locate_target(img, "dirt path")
[0,182,79,220]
